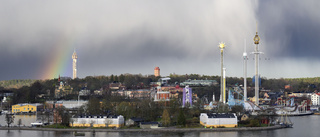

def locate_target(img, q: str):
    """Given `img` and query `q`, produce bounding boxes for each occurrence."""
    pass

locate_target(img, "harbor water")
[0,115,320,137]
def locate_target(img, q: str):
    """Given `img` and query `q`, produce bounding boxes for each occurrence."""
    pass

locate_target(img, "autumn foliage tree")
[161,109,171,127]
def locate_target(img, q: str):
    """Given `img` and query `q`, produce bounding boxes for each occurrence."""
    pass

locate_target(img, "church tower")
[72,50,78,79]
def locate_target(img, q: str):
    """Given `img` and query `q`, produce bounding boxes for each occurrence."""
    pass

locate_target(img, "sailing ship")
[276,110,293,128]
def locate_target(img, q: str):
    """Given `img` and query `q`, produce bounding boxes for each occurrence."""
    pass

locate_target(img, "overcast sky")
[1,0,320,80]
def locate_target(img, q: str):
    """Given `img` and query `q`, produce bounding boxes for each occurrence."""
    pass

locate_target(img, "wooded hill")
[0,79,37,89]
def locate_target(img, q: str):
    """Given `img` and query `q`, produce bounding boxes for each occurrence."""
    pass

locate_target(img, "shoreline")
[0,125,284,132]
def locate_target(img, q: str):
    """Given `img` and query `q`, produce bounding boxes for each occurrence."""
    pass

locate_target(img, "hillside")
[0,79,37,89]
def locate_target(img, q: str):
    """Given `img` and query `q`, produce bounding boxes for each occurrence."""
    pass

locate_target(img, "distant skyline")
[1,0,320,80]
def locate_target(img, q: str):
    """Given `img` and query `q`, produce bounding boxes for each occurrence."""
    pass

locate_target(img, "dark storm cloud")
[0,0,319,80]
[258,0,320,58]
[253,0,320,78]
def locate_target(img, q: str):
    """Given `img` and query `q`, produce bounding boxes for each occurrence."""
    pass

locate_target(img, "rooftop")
[206,113,235,118]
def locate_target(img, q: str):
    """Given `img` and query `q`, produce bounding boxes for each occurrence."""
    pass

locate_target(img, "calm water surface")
[0,115,320,137]
[0,115,36,127]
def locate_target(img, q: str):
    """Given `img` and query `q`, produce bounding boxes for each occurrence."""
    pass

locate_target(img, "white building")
[311,93,320,106]
[71,115,124,128]
[200,113,237,128]
[46,100,88,109]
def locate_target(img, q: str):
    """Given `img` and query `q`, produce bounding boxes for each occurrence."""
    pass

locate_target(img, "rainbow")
[40,36,76,80]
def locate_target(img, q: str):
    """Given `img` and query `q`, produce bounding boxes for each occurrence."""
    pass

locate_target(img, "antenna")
[243,39,247,57]
[245,39,247,54]
[256,21,258,33]
[245,39,246,52]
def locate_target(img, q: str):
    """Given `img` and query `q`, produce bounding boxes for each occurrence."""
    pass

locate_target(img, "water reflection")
[0,115,37,127]
[1,115,320,137]
[200,131,238,137]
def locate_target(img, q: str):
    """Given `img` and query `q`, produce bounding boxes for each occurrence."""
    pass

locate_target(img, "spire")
[72,49,77,59]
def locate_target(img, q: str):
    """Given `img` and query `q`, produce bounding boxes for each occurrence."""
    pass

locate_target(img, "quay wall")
[0,125,283,132]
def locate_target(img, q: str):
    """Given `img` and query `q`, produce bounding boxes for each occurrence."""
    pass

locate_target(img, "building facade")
[12,103,41,114]
[154,67,160,77]
[70,115,124,128]
[311,93,320,106]
[200,113,237,128]
[55,81,73,98]
[112,89,151,99]
[154,86,170,102]
[180,79,218,87]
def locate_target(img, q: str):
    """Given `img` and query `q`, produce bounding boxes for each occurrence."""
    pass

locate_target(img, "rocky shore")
[0,125,284,132]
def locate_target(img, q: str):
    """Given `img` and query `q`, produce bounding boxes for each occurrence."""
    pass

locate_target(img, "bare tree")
[89,120,95,128]
[70,118,75,127]
[104,118,113,128]
[5,114,14,127]
[80,120,86,127]
[18,119,22,127]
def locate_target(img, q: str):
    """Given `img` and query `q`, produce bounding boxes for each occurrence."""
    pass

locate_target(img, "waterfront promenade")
[0,125,284,132]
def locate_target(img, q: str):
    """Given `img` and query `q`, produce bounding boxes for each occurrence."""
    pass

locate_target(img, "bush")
[42,124,69,128]
[238,120,250,125]
[247,119,260,127]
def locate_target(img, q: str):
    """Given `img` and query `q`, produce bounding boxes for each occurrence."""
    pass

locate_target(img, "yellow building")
[12,104,38,114]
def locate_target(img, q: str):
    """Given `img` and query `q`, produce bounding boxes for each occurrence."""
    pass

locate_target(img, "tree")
[89,120,95,128]
[110,75,114,82]
[177,109,186,126]
[70,118,75,127]
[248,119,260,127]
[116,101,134,119]
[56,106,70,126]
[161,109,171,127]
[231,105,244,114]
[18,119,22,127]
[104,118,113,128]
[114,75,119,82]
[119,74,125,83]
[216,102,229,113]
[5,114,14,127]
[80,120,86,127]
[29,81,43,103]
[124,75,136,89]
[86,96,101,115]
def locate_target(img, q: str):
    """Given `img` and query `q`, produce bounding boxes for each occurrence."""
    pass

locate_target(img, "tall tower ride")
[219,42,226,103]
[72,50,78,79]
[243,40,248,102]
[253,24,261,106]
